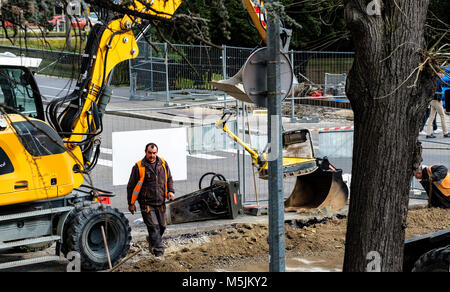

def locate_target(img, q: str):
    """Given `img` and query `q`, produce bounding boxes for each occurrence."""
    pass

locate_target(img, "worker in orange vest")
[413,165,450,208]
[127,143,175,260]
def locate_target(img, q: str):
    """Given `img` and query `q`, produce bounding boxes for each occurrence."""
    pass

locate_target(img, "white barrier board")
[112,127,187,186]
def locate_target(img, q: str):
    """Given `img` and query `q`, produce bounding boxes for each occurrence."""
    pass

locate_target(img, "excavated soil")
[117,207,450,272]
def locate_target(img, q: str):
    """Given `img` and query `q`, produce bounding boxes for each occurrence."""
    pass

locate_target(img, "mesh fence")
[128,41,355,105]
[84,100,355,210]
[2,43,441,210]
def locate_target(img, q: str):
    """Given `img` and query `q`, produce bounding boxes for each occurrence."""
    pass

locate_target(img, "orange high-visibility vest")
[130,157,168,205]
[426,167,450,197]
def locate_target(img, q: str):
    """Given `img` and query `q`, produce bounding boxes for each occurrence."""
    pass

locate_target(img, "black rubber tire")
[412,245,450,272]
[61,200,98,256]
[65,203,131,271]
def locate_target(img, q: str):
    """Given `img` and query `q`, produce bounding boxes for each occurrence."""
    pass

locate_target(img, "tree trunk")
[342,0,435,272]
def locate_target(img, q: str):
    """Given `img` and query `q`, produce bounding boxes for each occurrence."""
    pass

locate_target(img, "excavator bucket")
[284,158,349,212]
[211,67,253,104]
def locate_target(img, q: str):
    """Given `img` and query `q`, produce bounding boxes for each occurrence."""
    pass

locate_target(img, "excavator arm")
[242,0,292,51]
[47,0,182,188]
[242,0,267,44]
[53,0,275,187]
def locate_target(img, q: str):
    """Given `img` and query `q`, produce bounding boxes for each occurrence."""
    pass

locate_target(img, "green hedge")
[0,37,130,86]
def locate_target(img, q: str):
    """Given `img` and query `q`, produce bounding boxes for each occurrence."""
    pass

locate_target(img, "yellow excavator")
[0,0,183,271]
[212,1,348,213]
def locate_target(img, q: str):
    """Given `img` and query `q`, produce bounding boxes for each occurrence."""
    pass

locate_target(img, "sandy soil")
[117,207,450,272]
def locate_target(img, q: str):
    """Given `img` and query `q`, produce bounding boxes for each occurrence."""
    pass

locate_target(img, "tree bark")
[342,0,435,272]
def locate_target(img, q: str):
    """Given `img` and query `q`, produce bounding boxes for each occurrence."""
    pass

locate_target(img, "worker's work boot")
[146,236,153,254]
[154,253,165,261]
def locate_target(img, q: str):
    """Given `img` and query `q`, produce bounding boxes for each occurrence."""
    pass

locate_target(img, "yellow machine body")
[129,0,182,19]
[0,115,74,206]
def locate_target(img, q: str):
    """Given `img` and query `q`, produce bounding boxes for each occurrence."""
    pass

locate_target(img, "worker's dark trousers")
[446,91,450,113]
[430,191,450,208]
[141,205,166,256]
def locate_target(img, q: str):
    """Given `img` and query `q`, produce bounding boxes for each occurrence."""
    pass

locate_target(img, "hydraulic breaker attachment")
[166,180,242,225]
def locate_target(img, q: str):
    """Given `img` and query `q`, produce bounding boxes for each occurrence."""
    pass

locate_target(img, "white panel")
[112,127,187,186]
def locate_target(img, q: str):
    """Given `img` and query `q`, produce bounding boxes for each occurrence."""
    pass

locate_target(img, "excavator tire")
[64,203,131,271]
[61,200,98,256]
[284,164,349,213]
[412,245,450,272]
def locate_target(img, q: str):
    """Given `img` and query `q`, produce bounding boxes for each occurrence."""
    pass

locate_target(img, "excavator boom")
[46,0,183,190]
[0,0,183,271]
[242,0,267,44]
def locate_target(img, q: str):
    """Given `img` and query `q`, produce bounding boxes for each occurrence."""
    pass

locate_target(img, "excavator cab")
[0,53,45,121]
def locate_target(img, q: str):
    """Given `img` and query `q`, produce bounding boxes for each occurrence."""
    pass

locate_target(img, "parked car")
[0,21,14,29]
[70,16,87,29]
[48,15,87,30]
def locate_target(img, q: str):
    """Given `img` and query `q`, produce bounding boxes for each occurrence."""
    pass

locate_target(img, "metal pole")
[222,45,227,109]
[236,99,242,202]
[129,64,135,100]
[241,101,246,203]
[266,0,285,272]
[164,42,170,106]
[150,35,154,92]
[290,50,296,122]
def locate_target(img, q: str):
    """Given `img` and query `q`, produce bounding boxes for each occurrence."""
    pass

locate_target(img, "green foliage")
[174,77,195,89]
[169,0,447,52]
[170,0,350,51]
[171,0,261,48]
[0,0,54,36]
[1,0,446,63]
[0,37,86,52]
[280,0,349,51]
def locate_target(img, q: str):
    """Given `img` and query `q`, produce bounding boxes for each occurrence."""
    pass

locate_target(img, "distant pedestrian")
[127,143,175,260]
[413,165,450,208]
[443,67,450,114]
[425,72,450,139]
[419,106,437,135]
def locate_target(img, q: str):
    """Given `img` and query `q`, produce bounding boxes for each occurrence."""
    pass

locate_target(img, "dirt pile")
[117,207,450,272]
[281,103,354,121]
